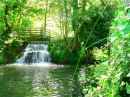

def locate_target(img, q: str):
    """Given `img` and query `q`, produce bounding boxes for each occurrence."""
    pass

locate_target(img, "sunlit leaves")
[120,81,125,87]
[116,19,128,30]
[6,12,17,23]
[116,7,125,17]
[0,8,5,18]
[126,72,130,77]
[6,0,16,7]
[122,23,130,36]
[111,21,117,28]
[109,6,130,96]
[126,82,130,94]
[0,23,6,30]
[109,34,117,42]
[126,10,130,20]
[21,17,32,29]
[91,6,130,97]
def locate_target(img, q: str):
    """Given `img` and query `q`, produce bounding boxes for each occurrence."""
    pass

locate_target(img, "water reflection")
[0,64,86,97]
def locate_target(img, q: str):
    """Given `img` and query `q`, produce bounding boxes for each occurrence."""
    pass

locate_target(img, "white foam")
[16,43,51,64]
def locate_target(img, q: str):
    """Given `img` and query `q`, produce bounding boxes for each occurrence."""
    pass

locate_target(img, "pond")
[0,64,87,97]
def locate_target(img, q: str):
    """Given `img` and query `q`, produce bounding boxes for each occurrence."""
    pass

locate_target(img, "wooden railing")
[18,28,57,40]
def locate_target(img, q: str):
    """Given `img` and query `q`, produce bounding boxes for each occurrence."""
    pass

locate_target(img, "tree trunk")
[44,0,48,36]
[59,6,64,35]
[63,0,80,52]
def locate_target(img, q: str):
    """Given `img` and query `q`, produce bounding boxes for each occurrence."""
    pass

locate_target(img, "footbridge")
[18,28,57,40]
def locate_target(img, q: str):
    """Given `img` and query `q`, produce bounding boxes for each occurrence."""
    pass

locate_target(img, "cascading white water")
[16,42,51,64]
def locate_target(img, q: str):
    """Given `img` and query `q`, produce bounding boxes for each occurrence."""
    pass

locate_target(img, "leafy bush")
[0,54,7,64]
[35,36,50,41]
[92,46,108,62]
[2,37,26,63]
[83,6,130,97]
[48,36,85,63]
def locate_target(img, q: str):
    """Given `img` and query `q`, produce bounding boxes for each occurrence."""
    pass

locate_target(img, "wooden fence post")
[29,28,31,38]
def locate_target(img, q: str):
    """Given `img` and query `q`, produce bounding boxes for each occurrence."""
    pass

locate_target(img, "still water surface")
[0,64,86,97]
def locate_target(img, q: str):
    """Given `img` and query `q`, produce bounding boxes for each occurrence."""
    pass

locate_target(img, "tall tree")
[63,0,80,52]
[43,0,49,35]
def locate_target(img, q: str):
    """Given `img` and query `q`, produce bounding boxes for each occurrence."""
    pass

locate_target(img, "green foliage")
[0,54,7,64]
[21,17,32,30]
[2,37,25,63]
[48,36,85,63]
[83,6,130,97]
[126,82,130,94]
[0,7,5,18]
[0,0,35,63]
[79,3,117,49]
[35,36,50,41]
[92,46,108,62]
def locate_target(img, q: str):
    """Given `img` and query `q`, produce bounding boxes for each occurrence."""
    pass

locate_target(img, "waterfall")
[16,41,51,64]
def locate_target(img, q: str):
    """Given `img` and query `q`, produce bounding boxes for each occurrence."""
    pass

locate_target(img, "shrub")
[0,54,7,64]
[83,6,130,97]
[48,36,85,63]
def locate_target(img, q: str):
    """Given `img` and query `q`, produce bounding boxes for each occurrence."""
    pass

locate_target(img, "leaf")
[109,34,117,42]
[104,82,110,90]
[117,20,128,30]
[126,10,130,20]
[83,89,88,94]
[111,21,117,28]
[120,81,125,86]
[117,7,125,16]
[122,24,130,36]
[126,47,130,52]
[100,75,107,78]
[126,82,130,94]
[126,72,130,77]
[128,54,130,57]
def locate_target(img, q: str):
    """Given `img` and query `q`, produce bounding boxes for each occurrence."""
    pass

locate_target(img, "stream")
[0,64,86,97]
